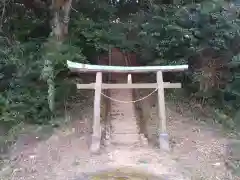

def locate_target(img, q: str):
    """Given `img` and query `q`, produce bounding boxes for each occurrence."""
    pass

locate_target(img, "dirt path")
[0,92,235,180]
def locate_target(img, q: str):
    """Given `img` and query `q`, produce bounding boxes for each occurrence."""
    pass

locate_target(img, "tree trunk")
[44,0,73,112]
[52,0,72,40]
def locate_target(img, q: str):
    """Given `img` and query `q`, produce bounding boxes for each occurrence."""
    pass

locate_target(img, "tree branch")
[0,0,6,29]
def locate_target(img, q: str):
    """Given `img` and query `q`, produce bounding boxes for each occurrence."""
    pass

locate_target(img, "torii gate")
[67,60,188,153]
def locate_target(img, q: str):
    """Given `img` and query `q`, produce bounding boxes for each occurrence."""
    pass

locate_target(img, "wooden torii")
[67,60,188,153]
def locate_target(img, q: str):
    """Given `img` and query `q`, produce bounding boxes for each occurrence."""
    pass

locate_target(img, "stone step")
[112,127,138,134]
[107,88,141,147]
[111,120,137,126]
[111,133,140,145]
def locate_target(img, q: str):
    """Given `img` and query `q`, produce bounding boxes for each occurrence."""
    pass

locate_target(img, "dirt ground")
[167,105,229,179]
[0,91,238,180]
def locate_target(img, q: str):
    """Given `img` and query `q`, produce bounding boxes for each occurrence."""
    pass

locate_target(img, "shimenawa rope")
[100,88,158,103]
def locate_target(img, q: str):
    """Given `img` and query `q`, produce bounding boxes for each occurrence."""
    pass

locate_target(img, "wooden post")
[127,74,132,84]
[157,71,170,151]
[90,72,102,153]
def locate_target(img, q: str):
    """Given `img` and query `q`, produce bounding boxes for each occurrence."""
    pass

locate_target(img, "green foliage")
[42,39,86,112]
[70,13,137,57]
[0,40,50,124]
[133,0,240,66]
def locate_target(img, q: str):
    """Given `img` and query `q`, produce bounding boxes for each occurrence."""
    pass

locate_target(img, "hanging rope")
[100,88,158,103]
